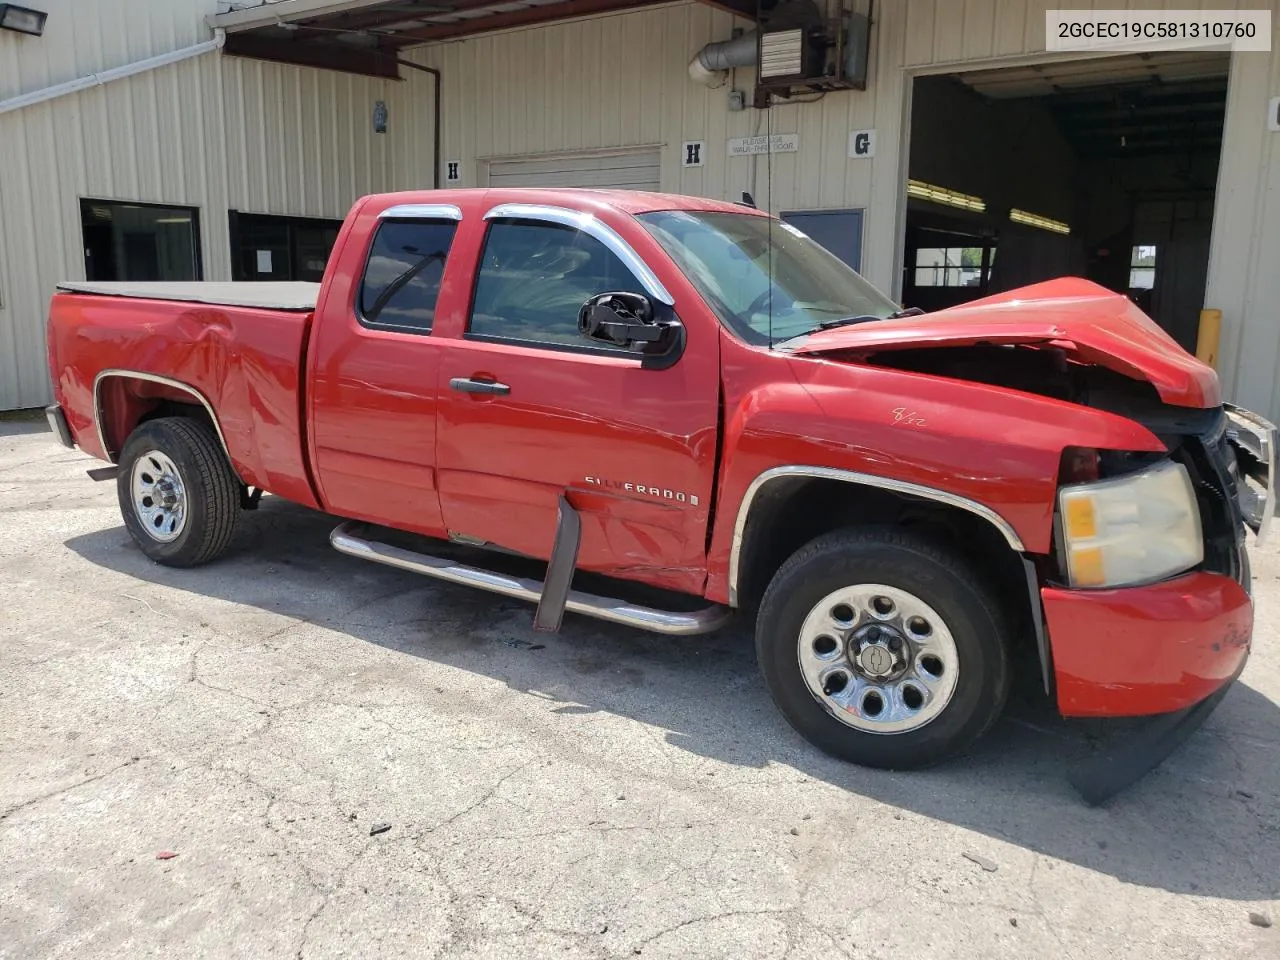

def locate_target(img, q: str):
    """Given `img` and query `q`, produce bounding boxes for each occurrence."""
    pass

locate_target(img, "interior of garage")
[901,51,1229,351]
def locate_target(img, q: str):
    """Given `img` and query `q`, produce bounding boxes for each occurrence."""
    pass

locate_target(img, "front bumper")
[1066,653,1246,806]
[1045,569,1253,805]
[1044,570,1252,717]
[1043,402,1271,804]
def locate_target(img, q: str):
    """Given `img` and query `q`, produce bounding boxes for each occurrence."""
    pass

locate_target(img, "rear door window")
[359,219,458,333]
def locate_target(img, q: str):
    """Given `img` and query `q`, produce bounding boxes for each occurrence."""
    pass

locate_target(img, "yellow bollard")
[1196,308,1222,370]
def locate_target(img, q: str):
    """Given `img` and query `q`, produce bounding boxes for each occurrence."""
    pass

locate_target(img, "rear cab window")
[358,218,459,333]
[467,219,649,354]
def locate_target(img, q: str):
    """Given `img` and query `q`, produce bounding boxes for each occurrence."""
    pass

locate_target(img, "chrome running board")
[330,520,733,637]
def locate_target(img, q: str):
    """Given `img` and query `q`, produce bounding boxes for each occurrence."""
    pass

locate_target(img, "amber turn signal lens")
[1069,547,1106,587]
[1063,496,1096,540]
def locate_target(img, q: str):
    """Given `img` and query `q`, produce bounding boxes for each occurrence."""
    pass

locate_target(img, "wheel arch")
[93,370,241,482]
[730,466,1050,693]
[729,466,1025,604]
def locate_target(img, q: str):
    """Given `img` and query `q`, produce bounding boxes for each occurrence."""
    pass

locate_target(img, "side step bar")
[330,520,733,637]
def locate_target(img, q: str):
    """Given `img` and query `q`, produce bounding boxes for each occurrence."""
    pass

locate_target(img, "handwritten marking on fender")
[892,407,928,427]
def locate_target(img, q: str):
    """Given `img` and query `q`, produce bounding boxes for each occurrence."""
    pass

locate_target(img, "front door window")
[468,219,648,351]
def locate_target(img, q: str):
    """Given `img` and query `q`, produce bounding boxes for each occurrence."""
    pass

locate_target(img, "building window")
[358,219,459,333]
[913,246,990,288]
[229,212,345,283]
[1130,245,1157,290]
[468,220,646,350]
[80,199,202,282]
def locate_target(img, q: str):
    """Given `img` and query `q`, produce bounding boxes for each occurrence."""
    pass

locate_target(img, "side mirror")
[578,292,683,364]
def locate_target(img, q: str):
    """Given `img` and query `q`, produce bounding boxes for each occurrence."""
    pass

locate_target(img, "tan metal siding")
[903,0,1258,67]
[3,0,1279,421]
[401,0,1280,421]
[220,58,403,218]
[0,0,436,409]
[0,0,219,409]
[1205,33,1280,418]
[400,2,887,257]
[0,0,219,103]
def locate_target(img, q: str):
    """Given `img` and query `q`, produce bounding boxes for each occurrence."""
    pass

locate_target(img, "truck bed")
[47,287,320,509]
[56,281,320,312]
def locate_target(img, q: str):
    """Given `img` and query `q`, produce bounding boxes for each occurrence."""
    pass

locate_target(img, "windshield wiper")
[816,306,925,331]
[774,306,927,347]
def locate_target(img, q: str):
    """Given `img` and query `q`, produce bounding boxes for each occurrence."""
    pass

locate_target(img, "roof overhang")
[210,0,756,79]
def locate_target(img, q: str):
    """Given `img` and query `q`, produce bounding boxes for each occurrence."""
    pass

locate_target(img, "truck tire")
[116,416,240,568]
[755,528,1010,770]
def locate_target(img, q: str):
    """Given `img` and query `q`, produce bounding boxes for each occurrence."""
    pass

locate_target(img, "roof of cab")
[361,187,770,218]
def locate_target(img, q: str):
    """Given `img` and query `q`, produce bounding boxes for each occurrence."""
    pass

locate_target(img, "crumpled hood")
[786,277,1220,408]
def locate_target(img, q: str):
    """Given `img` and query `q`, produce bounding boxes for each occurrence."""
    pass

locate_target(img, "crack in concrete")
[632,907,795,951]
[0,756,143,825]
[789,916,855,960]
[1026,852,1079,960]
[293,842,375,960]
[473,820,723,844]
[186,641,279,710]
[423,759,538,836]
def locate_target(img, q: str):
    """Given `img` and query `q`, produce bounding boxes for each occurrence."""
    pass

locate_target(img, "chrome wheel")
[797,584,960,734]
[130,449,187,543]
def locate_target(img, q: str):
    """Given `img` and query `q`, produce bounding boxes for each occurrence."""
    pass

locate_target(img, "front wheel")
[755,528,1010,769]
[116,417,240,567]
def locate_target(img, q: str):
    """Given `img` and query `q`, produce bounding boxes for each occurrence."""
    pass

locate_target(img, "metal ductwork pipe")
[688,31,757,86]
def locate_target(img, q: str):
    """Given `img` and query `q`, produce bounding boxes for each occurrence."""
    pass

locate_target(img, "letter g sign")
[848,129,876,159]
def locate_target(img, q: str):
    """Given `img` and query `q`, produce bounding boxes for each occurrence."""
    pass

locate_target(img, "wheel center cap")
[859,643,895,677]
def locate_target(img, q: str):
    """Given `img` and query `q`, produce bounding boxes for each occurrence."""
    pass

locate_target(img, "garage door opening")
[901,51,1229,351]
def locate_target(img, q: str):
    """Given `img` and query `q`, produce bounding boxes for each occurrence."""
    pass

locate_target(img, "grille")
[1174,414,1247,584]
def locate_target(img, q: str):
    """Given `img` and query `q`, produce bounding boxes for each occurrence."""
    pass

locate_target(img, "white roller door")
[486,148,662,191]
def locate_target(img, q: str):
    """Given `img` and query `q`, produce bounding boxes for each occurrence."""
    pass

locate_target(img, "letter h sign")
[683,141,705,168]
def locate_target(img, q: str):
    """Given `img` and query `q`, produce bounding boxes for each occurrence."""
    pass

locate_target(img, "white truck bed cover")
[56,281,321,312]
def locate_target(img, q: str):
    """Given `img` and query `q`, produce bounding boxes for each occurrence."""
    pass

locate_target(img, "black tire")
[755,528,1010,770]
[116,416,240,567]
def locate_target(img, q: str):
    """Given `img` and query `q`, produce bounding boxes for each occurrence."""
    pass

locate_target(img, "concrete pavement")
[1,413,1277,959]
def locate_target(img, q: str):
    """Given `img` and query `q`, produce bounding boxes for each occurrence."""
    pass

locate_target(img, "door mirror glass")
[578,291,683,362]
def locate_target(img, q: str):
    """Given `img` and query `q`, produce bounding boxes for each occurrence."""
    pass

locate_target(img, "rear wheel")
[116,417,240,567]
[755,528,1010,769]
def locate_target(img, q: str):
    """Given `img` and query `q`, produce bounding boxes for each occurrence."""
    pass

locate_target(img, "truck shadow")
[65,495,1280,903]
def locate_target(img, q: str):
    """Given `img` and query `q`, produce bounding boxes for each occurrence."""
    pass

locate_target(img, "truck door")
[435,208,720,596]
[307,206,463,536]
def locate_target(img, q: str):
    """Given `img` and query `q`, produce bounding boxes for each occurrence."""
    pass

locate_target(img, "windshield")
[638,210,903,344]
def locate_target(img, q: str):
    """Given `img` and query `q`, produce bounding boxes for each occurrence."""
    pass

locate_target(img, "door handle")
[450,377,511,396]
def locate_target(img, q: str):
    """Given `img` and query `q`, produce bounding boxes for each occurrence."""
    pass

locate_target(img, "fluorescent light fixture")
[906,179,986,213]
[154,218,192,224]
[1010,208,1070,234]
[0,3,47,36]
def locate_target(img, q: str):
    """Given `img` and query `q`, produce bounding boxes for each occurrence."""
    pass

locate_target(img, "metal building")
[2,0,1279,423]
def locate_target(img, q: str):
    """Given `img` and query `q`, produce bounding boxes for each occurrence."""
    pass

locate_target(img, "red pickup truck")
[45,188,1275,799]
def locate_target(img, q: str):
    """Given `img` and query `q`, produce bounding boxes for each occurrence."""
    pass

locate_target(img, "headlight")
[1057,459,1203,588]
